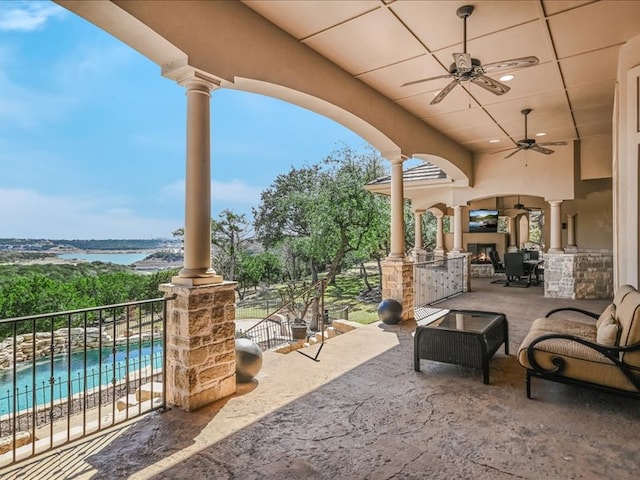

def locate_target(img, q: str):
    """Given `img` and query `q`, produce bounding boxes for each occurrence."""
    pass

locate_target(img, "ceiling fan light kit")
[401,5,539,105]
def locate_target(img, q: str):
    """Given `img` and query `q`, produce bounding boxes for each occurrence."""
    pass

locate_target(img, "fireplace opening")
[468,243,496,264]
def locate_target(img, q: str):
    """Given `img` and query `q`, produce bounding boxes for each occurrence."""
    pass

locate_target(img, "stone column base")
[381,259,414,321]
[160,281,238,411]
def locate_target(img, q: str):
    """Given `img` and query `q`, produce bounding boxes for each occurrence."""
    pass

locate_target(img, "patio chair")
[489,250,507,284]
[504,252,530,287]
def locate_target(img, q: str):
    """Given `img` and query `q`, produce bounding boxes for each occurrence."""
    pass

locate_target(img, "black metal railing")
[0,296,173,467]
[235,298,284,320]
[414,255,467,306]
[237,280,332,351]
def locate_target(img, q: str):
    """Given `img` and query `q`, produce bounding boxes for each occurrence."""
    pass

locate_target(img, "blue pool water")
[0,342,163,416]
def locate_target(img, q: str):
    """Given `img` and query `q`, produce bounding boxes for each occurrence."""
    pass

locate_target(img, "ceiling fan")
[497,109,568,159]
[401,5,539,105]
[513,196,541,212]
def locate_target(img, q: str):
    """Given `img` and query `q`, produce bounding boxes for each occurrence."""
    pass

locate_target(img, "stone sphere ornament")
[235,338,263,383]
[377,299,403,325]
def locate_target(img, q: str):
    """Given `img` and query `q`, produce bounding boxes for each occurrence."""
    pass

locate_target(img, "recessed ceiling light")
[499,74,515,82]
[536,132,546,137]
[488,139,501,143]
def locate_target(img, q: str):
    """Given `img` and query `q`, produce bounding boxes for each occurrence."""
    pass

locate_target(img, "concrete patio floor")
[3,278,639,479]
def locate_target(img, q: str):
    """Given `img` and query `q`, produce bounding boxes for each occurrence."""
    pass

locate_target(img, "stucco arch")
[58,0,472,176]
[225,77,400,156]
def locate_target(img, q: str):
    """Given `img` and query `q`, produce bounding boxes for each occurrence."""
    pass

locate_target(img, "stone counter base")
[544,251,613,299]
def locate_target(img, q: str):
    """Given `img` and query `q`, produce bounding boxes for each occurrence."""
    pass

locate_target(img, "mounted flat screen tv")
[469,209,499,233]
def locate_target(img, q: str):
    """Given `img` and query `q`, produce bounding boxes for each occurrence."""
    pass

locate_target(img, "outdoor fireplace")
[468,243,496,264]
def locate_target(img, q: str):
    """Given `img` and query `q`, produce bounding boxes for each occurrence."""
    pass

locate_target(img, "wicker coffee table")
[414,310,508,384]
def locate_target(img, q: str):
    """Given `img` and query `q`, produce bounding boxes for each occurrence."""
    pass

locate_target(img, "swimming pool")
[0,341,163,416]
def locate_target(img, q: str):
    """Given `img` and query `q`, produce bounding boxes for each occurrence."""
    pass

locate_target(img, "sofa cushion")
[615,290,640,367]
[596,315,619,346]
[613,284,636,308]
[596,303,616,328]
[531,317,596,338]
[518,329,639,392]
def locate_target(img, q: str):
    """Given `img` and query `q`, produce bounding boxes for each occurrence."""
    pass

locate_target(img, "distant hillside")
[0,238,179,251]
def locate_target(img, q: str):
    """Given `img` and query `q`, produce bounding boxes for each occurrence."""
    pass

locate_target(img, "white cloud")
[0,188,179,239]
[0,2,67,32]
[160,179,263,207]
[212,179,263,205]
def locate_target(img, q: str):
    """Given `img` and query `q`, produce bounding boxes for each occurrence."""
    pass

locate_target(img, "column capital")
[380,149,404,162]
[164,63,221,91]
[548,200,563,207]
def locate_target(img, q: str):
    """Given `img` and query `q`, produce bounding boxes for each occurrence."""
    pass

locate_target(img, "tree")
[253,145,390,285]
[253,165,322,281]
[236,251,283,298]
[211,209,253,281]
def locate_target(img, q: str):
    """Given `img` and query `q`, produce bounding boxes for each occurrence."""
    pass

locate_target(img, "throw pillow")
[596,315,619,346]
[596,304,616,328]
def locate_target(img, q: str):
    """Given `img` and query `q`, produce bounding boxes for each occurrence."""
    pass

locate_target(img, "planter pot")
[291,323,308,340]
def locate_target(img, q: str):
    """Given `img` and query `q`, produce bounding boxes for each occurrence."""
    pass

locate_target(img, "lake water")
[58,252,149,265]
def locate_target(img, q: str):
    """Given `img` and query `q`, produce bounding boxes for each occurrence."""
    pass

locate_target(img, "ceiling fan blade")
[504,147,524,159]
[530,144,554,155]
[471,75,510,95]
[481,56,539,73]
[453,52,472,72]
[537,141,568,146]
[401,74,453,87]
[430,79,459,105]
[491,146,518,154]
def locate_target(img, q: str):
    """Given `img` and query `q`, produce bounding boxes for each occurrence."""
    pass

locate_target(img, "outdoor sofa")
[518,284,640,399]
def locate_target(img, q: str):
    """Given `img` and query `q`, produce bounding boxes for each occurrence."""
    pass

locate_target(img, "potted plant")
[279,281,317,340]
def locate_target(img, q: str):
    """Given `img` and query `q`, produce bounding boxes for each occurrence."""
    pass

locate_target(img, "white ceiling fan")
[401,5,539,105]
[496,109,568,159]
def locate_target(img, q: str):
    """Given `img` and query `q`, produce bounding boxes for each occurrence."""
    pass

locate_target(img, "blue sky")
[0,1,373,239]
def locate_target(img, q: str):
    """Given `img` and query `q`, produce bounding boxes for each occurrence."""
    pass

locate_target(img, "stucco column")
[412,210,426,260]
[388,157,406,260]
[566,214,577,251]
[381,154,413,321]
[548,200,564,253]
[520,215,530,247]
[175,72,222,286]
[507,216,518,252]
[452,206,464,252]
[434,211,446,256]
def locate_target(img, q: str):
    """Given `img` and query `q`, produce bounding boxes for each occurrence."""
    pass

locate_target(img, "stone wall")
[544,250,614,299]
[470,264,502,278]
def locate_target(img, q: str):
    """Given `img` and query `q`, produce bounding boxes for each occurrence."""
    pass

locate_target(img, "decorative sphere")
[235,338,263,383]
[377,299,403,324]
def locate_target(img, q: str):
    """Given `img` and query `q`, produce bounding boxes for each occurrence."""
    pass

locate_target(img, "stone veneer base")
[544,251,613,299]
[381,259,414,321]
[160,281,238,411]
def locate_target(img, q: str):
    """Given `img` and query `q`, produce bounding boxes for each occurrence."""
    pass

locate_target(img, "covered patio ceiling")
[244,0,638,155]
